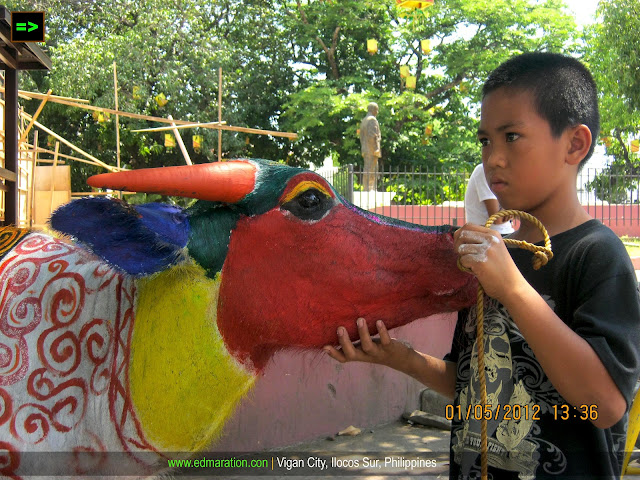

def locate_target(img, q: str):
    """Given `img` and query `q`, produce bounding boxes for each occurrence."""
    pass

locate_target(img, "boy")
[324,53,640,479]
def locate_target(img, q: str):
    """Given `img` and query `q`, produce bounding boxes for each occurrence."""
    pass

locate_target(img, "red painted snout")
[217,203,477,371]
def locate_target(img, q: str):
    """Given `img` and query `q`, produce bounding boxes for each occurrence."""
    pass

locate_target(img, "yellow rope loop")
[455,210,552,480]
[488,210,553,270]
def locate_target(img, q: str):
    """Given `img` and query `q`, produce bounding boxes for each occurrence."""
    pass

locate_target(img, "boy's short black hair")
[482,52,600,168]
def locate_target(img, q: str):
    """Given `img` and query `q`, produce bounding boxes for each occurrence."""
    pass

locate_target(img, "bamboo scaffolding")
[2,86,298,139]
[19,89,52,145]
[3,99,114,172]
[16,108,117,172]
[167,115,192,165]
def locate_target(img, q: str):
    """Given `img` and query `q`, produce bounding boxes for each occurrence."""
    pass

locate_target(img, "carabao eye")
[281,188,334,220]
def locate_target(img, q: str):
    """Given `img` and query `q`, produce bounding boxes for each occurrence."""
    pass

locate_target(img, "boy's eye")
[478,137,490,147]
[506,132,520,142]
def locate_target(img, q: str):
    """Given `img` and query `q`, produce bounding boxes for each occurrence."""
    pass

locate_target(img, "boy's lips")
[490,177,507,193]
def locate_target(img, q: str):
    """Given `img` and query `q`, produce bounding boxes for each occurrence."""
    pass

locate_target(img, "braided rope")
[458,210,553,480]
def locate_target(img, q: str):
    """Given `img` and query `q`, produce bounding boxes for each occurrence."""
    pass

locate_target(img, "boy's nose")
[484,146,507,168]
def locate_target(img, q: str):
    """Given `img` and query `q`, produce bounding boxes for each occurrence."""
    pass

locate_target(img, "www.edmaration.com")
[167,455,438,471]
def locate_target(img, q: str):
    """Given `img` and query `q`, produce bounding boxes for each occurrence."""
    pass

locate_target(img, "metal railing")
[318,165,640,234]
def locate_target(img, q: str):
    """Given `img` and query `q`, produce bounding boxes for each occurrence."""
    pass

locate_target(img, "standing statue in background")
[360,102,382,191]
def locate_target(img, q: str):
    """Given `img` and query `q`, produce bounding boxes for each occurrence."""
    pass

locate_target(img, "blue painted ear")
[50,197,190,276]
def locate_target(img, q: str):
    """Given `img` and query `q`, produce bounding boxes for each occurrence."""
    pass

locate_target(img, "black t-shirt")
[445,220,640,479]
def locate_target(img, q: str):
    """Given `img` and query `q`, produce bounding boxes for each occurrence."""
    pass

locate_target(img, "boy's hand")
[323,318,414,371]
[454,224,524,303]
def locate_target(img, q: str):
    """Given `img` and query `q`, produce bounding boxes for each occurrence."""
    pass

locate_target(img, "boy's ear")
[566,124,592,166]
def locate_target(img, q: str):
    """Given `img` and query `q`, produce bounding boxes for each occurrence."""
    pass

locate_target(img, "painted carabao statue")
[0,159,476,477]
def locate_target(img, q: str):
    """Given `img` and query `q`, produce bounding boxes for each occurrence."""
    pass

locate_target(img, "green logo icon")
[11,11,45,42]
[15,22,39,32]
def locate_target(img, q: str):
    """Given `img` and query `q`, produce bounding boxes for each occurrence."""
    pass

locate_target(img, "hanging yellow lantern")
[155,93,168,107]
[165,133,176,149]
[421,39,431,54]
[367,39,378,55]
[602,137,612,148]
[632,139,640,153]
[47,134,55,147]
[396,0,434,9]
[406,75,417,89]
[400,65,410,78]
[193,135,203,153]
[424,124,433,137]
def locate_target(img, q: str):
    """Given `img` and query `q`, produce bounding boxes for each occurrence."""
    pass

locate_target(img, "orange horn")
[87,161,257,203]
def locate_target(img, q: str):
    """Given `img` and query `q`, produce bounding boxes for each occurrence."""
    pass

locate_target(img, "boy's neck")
[511,196,592,243]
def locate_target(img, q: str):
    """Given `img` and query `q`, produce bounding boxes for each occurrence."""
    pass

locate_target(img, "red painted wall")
[371,205,640,237]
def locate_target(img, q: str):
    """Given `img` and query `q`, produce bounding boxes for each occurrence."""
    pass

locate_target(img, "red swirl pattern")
[0,232,156,478]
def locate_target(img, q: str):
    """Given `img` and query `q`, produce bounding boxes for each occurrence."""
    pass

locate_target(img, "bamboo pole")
[49,141,59,215]
[131,122,297,139]
[27,158,65,165]
[19,89,52,145]
[30,130,38,227]
[167,115,192,165]
[218,67,223,162]
[0,87,91,104]
[71,190,136,197]
[113,62,122,199]
[132,121,226,133]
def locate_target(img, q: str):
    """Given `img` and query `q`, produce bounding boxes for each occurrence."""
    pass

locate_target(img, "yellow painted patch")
[0,227,29,259]
[281,180,333,204]
[130,263,255,452]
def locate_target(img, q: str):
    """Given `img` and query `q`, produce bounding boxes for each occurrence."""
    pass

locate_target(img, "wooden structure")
[0,6,51,226]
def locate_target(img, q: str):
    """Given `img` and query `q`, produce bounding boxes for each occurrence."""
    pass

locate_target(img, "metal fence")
[318,165,640,236]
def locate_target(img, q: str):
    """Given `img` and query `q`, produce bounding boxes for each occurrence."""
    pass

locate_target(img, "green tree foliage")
[11,0,577,197]
[281,0,577,174]
[582,0,640,202]
[11,0,296,192]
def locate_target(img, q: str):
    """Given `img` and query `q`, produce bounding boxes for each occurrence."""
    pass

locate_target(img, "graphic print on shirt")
[451,296,567,479]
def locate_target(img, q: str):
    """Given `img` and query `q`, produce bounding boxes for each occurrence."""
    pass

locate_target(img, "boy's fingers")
[376,320,392,346]
[356,317,375,352]
[323,345,346,363]
[337,326,360,360]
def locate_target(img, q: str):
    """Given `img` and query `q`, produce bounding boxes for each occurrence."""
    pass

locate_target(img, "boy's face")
[477,88,574,213]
